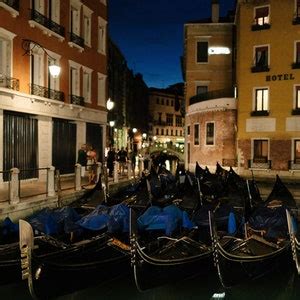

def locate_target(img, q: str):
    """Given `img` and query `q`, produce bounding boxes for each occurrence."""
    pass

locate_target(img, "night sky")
[108,0,236,88]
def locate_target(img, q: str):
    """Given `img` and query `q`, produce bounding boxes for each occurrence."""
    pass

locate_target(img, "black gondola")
[130,164,252,291]
[210,175,297,288]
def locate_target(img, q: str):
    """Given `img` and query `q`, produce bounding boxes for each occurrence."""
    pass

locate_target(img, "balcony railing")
[251,64,270,73]
[69,32,84,48]
[292,62,300,69]
[248,159,272,169]
[250,110,269,117]
[30,9,65,37]
[0,74,19,90]
[292,108,300,115]
[288,160,300,170]
[0,0,19,11]
[70,95,84,106]
[152,120,167,126]
[30,84,64,101]
[251,23,271,31]
[189,88,234,106]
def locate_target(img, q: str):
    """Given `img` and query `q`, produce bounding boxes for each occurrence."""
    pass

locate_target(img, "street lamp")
[132,128,137,133]
[109,120,115,127]
[22,39,61,78]
[142,133,147,139]
[106,98,115,111]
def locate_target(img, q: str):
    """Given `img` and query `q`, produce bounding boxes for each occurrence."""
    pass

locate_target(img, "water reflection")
[1,269,300,300]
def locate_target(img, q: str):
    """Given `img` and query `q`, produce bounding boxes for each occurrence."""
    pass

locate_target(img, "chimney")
[211,0,219,23]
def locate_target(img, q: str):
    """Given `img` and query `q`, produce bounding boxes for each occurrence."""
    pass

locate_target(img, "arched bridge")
[147,145,184,162]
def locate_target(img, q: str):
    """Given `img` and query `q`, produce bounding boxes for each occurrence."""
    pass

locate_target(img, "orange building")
[0,0,107,180]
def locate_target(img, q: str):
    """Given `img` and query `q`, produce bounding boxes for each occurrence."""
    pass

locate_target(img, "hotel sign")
[266,73,295,81]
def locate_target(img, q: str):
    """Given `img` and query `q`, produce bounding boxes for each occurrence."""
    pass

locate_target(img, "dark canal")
[1,267,300,300]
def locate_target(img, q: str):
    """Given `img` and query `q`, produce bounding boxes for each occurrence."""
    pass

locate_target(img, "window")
[97,72,106,106]
[253,46,269,71]
[158,112,162,124]
[98,16,107,54]
[197,41,208,63]
[254,88,269,112]
[166,99,169,106]
[194,124,199,146]
[161,128,164,135]
[296,0,300,19]
[166,129,169,135]
[0,36,11,77]
[171,100,174,106]
[156,97,159,104]
[161,98,164,105]
[254,6,270,26]
[166,114,173,126]
[31,50,44,86]
[253,139,268,163]
[176,115,182,127]
[171,129,173,136]
[197,85,208,95]
[294,140,300,163]
[206,122,215,145]
[83,5,92,47]
[46,50,60,91]
[70,1,81,36]
[187,125,190,135]
[49,0,60,24]
[33,0,45,14]
[83,66,92,103]
[296,86,300,109]
[293,41,300,68]
[175,130,178,136]
[156,128,159,135]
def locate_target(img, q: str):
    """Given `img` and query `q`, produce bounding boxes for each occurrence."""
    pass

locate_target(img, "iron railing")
[288,160,300,170]
[70,94,85,106]
[30,9,65,37]
[69,32,84,48]
[292,62,300,69]
[250,110,269,116]
[30,83,64,101]
[189,88,234,105]
[0,0,19,11]
[251,64,270,73]
[0,74,19,90]
[251,23,271,31]
[248,159,272,169]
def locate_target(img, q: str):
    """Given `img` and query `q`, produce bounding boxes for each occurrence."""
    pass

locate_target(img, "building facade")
[184,0,236,171]
[148,87,184,150]
[236,0,300,178]
[0,0,107,180]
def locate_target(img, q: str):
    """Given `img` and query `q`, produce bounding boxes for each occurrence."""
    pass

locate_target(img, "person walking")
[117,147,128,176]
[107,147,116,177]
[130,150,137,176]
[77,144,87,178]
[87,145,97,184]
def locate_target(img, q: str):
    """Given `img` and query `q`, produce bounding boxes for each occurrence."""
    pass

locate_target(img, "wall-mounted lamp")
[132,128,137,133]
[106,98,114,111]
[22,39,61,78]
[109,120,115,127]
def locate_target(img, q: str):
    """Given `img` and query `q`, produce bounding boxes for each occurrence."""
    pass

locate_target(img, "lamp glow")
[208,47,230,55]
[109,120,115,127]
[106,98,114,111]
[142,133,147,139]
[132,128,137,133]
[49,63,61,78]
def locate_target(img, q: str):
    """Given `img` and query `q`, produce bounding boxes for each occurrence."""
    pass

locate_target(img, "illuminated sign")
[208,47,230,55]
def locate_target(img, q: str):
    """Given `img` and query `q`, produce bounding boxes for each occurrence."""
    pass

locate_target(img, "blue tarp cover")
[76,203,130,233]
[137,204,194,236]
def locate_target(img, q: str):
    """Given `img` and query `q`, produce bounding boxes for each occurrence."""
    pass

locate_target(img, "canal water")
[1,267,300,300]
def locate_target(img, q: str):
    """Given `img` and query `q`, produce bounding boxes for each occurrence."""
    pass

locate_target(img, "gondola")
[130,164,254,291]
[0,177,143,287]
[210,175,296,288]
[18,168,175,298]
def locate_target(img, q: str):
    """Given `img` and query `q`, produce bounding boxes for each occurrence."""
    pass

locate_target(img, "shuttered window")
[254,6,269,25]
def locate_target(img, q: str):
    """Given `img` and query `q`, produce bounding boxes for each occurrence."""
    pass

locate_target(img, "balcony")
[251,64,270,73]
[29,9,65,38]
[288,160,300,170]
[292,62,300,69]
[250,110,269,117]
[292,108,300,115]
[248,159,272,170]
[251,23,271,31]
[0,74,19,90]
[30,84,64,101]
[70,95,84,106]
[69,32,84,49]
[0,0,19,16]
[189,88,234,106]
[293,15,300,25]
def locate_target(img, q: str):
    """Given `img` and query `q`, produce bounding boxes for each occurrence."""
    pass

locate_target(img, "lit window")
[197,41,208,63]
[253,140,268,163]
[194,124,199,146]
[254,6,269,25]
[255,88,269,112]
[206,122,215,145]
[295,86,300,109]
[294,140,300,163]
[166,114,173,126]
